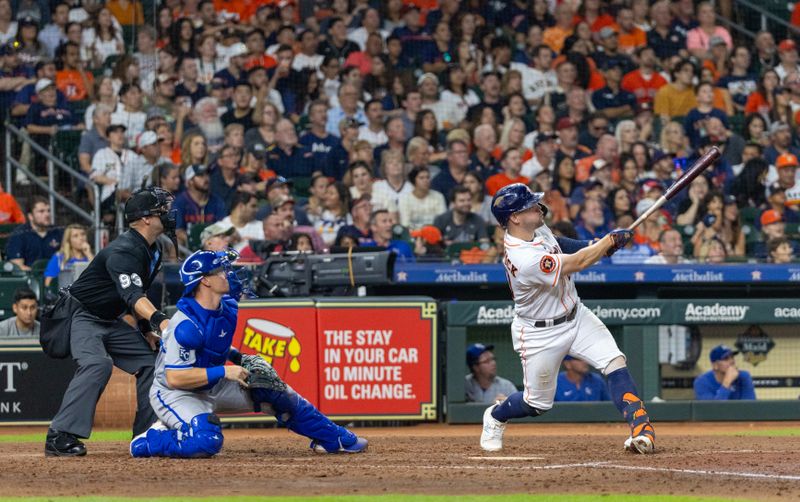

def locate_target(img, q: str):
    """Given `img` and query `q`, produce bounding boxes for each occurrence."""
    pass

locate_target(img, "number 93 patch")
[539,255,557,274]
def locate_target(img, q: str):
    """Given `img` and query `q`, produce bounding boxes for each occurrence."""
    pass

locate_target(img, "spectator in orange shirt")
[0,183,24,224]
[55,41,94,101]
[106,0,144,27]
[577,0,616,33]
[621,46,667,105]
[615,6,646,55]
[543,4,575,54]
[486,149,530,196]
[243,29,277,71]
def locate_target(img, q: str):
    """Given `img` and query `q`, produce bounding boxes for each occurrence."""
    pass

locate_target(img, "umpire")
[45,187,177,457]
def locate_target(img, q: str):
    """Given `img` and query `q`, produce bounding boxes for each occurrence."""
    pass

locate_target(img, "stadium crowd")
[1,0,800,268]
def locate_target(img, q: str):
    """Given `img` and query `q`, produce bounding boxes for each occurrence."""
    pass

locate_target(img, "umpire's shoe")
[45,429,87,457]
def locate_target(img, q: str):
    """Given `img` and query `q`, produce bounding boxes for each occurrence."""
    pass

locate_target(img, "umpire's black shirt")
[69,229,162,320]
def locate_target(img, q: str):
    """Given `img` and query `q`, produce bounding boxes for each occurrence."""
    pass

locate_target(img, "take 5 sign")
[229,297,438,420]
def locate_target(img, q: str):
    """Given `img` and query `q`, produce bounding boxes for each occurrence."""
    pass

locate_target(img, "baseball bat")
[627,146,721,231]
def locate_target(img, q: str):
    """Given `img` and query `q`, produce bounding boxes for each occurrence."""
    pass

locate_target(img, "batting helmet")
[491,183,546,227]
[180,249,237,297]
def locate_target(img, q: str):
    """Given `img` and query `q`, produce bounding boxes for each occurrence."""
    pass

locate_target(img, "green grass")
[0,497,756,502]
[727,427,800,437]
[0,430,131,443]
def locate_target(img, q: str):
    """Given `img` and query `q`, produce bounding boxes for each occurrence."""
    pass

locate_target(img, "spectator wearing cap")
[554,356,610,402]
[764,122,800,166]
[592,26,635,76]
[621,46,667,106]
[257,176,313,227]
[200,221,237,252]
[654,59,697,124]
[118,130,162,200]
[511,44,557,107]
[173,164,228,247]
[319,17,360,64]
[213,42,248,89]
[764,182,799,224]
[465,343,517,404]
[325,82,366,138]
[433,186,489,246]
[398,166,446,230]
[411,224,444,259]
[12,59,67,124]
[773,153,800,193]
[217,192,263,250]
[418,73,448,130]
[421,21,453,75]
[685,2,732,61]
[89,123,132,212]
[267,118,313,178]
[334,194,373,245]
[431,139,471,197]
[592,60,637,121]
[694,345,754,400]
[682,82,730,149]
[554,117,588,163]
[25,78,80,144]
[756,209,800,259]
[775,39,800,82]
[6,196,62,270]
[110,83,145,145]
[15,15,48,67]
[487,149,530,197]
[717,46,757,113]
[55,41,93,102]
[0,42,36,112]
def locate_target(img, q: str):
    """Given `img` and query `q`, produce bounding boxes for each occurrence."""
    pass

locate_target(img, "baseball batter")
[481,183,655,454]
[129,249,368,457]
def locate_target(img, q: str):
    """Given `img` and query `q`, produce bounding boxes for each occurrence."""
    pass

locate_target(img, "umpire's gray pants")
[49,307,157,439]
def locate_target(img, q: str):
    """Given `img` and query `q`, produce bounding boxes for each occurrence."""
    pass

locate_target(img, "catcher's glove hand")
[606,228,634,257]
[240,354,287,391]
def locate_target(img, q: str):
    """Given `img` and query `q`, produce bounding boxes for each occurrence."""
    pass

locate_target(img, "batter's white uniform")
[502,226,623,411]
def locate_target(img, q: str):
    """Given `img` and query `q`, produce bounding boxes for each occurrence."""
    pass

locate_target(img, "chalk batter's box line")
[0,347,43,352]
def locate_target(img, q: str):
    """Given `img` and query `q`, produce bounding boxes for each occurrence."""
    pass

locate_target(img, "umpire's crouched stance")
[42,187,177,457]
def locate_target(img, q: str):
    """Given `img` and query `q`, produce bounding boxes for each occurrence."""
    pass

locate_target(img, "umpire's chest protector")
[176,297,238,367]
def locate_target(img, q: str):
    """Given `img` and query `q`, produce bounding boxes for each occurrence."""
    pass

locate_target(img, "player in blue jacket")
[130,249,368,457]
[554,356,610,402]
[693,345,756,400]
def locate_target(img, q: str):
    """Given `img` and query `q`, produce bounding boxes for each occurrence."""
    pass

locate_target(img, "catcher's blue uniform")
[130,250,367,457]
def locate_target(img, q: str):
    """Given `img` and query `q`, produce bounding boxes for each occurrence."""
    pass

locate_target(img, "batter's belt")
[532,305,577,328]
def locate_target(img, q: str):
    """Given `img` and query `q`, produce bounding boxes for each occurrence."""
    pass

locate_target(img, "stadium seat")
[786,222,800,238]
[0,224,21,259]
[291,177,312,199]
[445,242,489,264]
[740,206,759,225]
[52,130,84,172]
[0,272,32,319]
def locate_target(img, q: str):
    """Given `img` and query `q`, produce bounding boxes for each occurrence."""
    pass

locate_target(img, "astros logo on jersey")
[540,255,556,274]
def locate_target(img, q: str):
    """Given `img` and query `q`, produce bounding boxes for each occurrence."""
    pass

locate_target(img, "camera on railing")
[253,249,395,298]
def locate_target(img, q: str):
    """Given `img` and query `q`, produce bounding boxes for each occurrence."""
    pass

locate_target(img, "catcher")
[130,249,368,457]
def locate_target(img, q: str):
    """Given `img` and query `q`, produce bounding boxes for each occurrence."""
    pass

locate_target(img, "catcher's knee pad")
[144,413,224,458]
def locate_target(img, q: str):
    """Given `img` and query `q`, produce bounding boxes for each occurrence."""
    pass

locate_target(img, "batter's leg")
[605,357,656,454]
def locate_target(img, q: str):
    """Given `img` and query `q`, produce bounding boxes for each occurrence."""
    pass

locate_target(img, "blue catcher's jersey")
[154,296,239,391]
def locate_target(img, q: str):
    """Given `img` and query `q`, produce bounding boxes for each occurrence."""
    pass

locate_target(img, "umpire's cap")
[491,183,546,228]
[125,186,175,223]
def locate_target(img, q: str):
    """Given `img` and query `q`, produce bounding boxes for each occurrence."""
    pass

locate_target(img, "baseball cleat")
[624,433,655,454]
[45,430,87,457]
[480,404,506,452]
[311,436,368,454]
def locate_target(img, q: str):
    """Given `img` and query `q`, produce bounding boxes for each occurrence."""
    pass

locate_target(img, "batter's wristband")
[206,366,225,386]
[150,310,169,329]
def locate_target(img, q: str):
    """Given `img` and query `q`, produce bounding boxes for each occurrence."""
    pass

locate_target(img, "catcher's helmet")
[180,249,238,296]
[491,183,546,227]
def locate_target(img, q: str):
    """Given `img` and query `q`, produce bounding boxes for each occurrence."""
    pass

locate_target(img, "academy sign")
[684,303,750,322]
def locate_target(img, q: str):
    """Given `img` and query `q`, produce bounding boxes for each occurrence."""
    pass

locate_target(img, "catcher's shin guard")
[130,413,224,458]
[251,387,358,452]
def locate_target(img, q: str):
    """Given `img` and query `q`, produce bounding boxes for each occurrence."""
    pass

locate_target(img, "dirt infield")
[2,422,800,500]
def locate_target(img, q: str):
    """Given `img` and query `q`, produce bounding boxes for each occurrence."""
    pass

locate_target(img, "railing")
[726,0,800,40]
[4,123,103,252]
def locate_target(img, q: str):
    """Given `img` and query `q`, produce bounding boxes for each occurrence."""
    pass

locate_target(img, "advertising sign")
[0,347,75,423]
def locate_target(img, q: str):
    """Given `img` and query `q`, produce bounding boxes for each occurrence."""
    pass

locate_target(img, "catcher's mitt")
[241,354,287,391]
